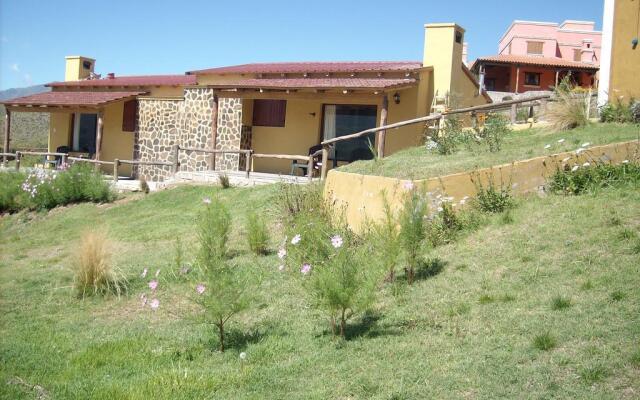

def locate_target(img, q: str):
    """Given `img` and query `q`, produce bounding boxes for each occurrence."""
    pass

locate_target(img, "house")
[597,0,640,106]
[2,23,489,181]
[471,20,601,96]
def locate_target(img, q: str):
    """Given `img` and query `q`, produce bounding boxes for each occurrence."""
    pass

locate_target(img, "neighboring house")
[471,20,601,95]
[2,23,489,181]
[598,0,640,106]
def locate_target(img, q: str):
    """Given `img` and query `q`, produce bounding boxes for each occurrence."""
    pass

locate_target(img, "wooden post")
[95,111,104,168]
[113,159,119,183]
[245,151,251,179]
[376,95,388,158]
[320,145,329,180]
[586,87,593,120]
[209,94,219,170]
[510,104,517,124]
[515,66,520,94]
[307,155,314,181]
[555,70,560,87]
[172,144,180,174]
[3,109,10,166]
[14,151,21,171]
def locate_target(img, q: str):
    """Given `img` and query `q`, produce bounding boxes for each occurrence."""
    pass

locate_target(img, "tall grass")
[246,211,269,255]
[73,231,124,298]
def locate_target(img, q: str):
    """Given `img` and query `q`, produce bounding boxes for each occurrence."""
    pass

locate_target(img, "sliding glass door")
[322,105,377,162]
[72,113,98,154]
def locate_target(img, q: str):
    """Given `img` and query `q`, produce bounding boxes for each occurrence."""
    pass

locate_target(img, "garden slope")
[0,184,639,399]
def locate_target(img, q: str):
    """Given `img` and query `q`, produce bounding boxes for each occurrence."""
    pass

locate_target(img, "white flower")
[278,265,285,272]
[239,352,247,360]
[155,269,161,278]
[544,144,551,149]
[576,148,585,155]
[331,235,343,249]
[437,207,443,212]
[459,199,466,205]
[622,160,629,164]
[581,142,590,148]
[582,162,590,167]
[558,139,565,143]
[572,165,580,172]
[291,234,301,245]
[561,157,572,163]
[141,268,148,278]
[203,197,212,204]
[277,248,286,259]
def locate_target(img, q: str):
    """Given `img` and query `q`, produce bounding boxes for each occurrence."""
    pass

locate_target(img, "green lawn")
[340,123,640,179]
[1,183,639,399]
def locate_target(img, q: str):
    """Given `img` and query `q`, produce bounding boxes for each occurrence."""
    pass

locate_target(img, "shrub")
[194,199,250,352]
[370,197,401,281]
[197,196,231,262]
[0,171,27,213]
[549,161,640,195]
[73,231,124,298]
[478,113,510,152]
[398,187,427,284]
[599,97,636,123]
[427,202,465,246]
[246,211,269,255]
[218,173,231,189]
[547,90,590,131]
[284,216,380,337]
[428,114,464,155]
[274,182,325,221]
[472,175,514,213]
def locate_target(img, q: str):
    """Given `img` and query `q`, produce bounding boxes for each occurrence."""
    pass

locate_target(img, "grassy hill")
[340,123,640,179]
[1,180,638,398]
[0,85,50,150]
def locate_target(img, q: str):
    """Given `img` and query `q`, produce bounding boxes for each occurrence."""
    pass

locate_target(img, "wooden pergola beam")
[376,95,388,158]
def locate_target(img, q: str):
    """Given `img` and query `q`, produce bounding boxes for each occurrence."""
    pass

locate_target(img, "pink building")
[472,20,601,94]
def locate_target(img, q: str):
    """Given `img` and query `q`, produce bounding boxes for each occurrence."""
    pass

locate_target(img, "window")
[526,41,544,55]
[485,78,496,91]
[455,30,463,44]
[573,49,581,62]
[252,99,286,127]
[323,104,377,162]
[72,113,97,153]
[524,72,541,87]
[122,100,137,132]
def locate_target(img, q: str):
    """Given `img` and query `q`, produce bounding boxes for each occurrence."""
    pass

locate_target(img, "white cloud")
[10,63,20,72]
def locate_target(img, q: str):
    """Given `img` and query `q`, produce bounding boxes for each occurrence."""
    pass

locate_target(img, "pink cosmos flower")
[150,298,160,310]
[300,263,312,275]
[196,284,206,295]
[278,248,286,259]
[331,235,343,249]
[291,234,301,245]
[203,197,212,205]
[149,280,158,291]
[141,268,148,278]
[403,181,414,191]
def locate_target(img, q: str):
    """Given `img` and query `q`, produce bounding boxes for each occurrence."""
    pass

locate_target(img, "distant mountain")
[0,84,49,101]
[1,85,50,150]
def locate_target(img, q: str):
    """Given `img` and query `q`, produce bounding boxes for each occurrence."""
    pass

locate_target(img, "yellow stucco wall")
[608,0,640,100]
[324,140,639,232]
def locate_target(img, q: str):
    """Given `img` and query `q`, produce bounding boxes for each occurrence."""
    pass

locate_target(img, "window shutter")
[526,41,544,55]
[252,100,286,127]
[122,100,138,132]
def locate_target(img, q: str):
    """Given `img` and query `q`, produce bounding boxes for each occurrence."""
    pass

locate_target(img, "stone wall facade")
[136,89,245,181]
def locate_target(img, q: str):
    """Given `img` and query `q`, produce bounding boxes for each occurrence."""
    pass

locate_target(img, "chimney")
[462,42,469,66]
[581,40,595,63]
[65,56,95,81]
[107,72,115,79]
[423,23,466,99]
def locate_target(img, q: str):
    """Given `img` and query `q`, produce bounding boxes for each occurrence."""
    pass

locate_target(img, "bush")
[428,114,464,155]
[274,182,325,221]
[198,196,231,262]
[472,175,514,213]
[73,231,124,298]
[0,163,115,213]
[283,214,380,337]
[193,199,250,352]
[369,197,401,281]
[549,161,640,195]
[398,187,427,284]
[547,90,590,131]
[599,97,636,123]
[246,211,269,255]
[218,173,231,189]
[477,113,510,152]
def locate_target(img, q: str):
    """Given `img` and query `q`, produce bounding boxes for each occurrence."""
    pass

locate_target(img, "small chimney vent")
[107,73,115,79]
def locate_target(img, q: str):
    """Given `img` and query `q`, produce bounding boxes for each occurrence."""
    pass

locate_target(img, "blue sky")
[0,0,605,90]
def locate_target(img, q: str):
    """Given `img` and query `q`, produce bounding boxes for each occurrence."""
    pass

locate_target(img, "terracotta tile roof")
[47,74,196,88]
[205,77,417,90]
[1,90,148,108]
[189,61,423,75]
[473,55,599,70]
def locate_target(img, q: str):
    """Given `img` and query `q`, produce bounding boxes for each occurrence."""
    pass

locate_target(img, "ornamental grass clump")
[398,185,428,285]
[283,213,380,338]
[194,197,251,352]
[274,182,325,221]
[73,230,125,298]
[246,211,269,255]
[547,77,591,131]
